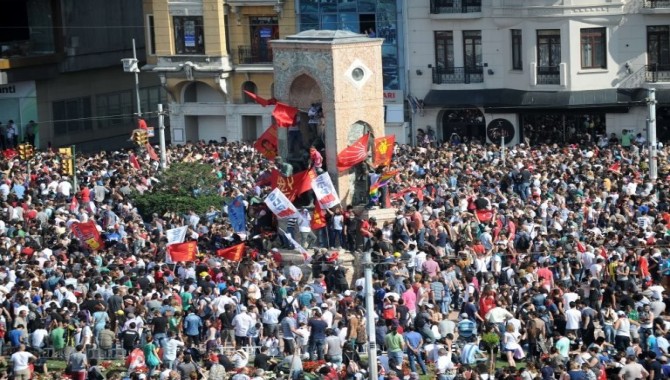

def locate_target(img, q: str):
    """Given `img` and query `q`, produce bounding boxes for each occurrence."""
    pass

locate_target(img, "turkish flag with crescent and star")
[270,168,317,201]
[373,135,395,168]
[336,133,370,172]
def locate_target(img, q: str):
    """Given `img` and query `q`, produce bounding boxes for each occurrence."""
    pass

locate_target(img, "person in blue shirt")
[183,311,203,345]
[457,313,477,342]
[460,337,487,366]
[8,324,26,347]
[403,326,427,375]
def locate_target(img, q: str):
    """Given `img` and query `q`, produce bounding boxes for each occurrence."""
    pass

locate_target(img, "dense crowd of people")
[0,128,667,380]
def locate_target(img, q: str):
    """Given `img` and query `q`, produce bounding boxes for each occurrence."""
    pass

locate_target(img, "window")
[242,82,258,103]
[52,97,92,135]
[537,29,561,69]
[580,28,606,69]
[247,17,279,63]
[96,91,132,130]
[463,30,482,70]
[434,31,454,71]
[173,16,204,55]
[648,26,670,67]
[512,29,522,70]
[147,15,156,56]
[140,86,166,117]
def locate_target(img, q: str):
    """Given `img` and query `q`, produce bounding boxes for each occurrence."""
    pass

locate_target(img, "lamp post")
[363,250,378,380]
[647,88,658,180]
[121,38,142,117]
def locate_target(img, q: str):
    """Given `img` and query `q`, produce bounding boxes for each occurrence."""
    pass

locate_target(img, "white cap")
[344,290,351,296]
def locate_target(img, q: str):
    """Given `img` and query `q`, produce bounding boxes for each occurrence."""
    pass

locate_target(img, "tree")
[132,162,222,218]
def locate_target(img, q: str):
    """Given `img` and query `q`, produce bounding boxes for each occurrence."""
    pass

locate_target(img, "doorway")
[440,108,486,143]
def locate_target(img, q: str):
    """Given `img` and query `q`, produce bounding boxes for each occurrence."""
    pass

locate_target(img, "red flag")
[217,243,245,261]
[337,133,370,171]
[271,168,317,201]
[168,241,197,262]
[137,118,148,130]
[608,162,621,175]
[3,149,17,160]
[70,197,79,213]
[576,241,586,253]
[253,124,278,160]
[373,135,395,167]
[70,221,105,251]
[272,102,299,127]
[311,203,327,230]
[244,90,273,107]
[146,143,158,161]
[129,153,140,170]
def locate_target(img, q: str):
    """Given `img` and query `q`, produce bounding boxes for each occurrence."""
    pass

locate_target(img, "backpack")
[197,297,213,320]
[515,233,530,251]
[393,217,404,237]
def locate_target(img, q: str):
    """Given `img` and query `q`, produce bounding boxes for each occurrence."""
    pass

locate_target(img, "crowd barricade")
[2,343,127,360]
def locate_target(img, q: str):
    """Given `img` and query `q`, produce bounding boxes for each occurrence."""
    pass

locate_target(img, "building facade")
[0,0,163,151]
[407,0,670,146]
[142,0,296,144]
[295,0,408,143]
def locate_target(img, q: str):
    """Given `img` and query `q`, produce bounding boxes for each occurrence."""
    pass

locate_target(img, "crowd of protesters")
[0,127,666,380]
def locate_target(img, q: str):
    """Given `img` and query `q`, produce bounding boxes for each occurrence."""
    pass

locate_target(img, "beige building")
[143,0,296,144]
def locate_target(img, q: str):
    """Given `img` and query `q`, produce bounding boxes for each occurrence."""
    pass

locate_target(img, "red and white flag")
[336,133,370,171]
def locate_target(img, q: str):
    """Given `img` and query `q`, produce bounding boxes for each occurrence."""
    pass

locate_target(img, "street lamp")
[121,38,142,117]
[362,250,378,380]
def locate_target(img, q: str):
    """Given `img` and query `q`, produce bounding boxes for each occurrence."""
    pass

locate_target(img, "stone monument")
[271,30,385,206]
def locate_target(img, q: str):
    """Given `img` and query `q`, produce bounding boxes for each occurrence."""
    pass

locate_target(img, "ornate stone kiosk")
[271,30,385,206]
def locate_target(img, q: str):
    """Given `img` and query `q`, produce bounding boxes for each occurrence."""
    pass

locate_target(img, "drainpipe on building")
[647,88,658,180]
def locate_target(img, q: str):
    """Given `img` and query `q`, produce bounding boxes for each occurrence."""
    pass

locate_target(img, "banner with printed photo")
[311,172,341,209]
[228,195,247,233]
[70,221,105,251]
[166,226,188,246]
[264,188,300,219]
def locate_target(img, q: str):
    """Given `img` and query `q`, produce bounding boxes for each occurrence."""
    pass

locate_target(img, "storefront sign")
[0,81,35,99]
[260,27,272,38]
[383,90,403,104]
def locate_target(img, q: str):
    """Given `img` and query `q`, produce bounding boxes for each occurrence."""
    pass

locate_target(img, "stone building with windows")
[407,0,670,146]
[142,0,296,144]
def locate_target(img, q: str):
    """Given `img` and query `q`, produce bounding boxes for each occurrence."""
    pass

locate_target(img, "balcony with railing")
[646,64,670,83]
[644,0,670,8]
[236,45,273,65]
[537,66,560,85]
[432,66,484,84]
[430,0,482,15]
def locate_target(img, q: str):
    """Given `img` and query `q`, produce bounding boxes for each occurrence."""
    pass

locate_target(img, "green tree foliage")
[132,162,222,218]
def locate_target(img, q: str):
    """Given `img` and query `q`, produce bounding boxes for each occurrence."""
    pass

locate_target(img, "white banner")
[264,188,300,220]
[166,226,188,246]
[311,173,341,209]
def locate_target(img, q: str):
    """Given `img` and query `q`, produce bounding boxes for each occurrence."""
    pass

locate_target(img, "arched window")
[242,81,258,103]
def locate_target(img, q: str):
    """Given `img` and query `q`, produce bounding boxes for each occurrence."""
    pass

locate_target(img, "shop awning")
[422,88,659,111]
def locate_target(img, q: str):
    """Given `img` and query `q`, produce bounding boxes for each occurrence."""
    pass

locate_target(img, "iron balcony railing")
[236,45,273,64]
[537,66,560,85]
[430,0,482,14]
[432,66,484,84]
[644,0,670,8]
[646,64,670,82]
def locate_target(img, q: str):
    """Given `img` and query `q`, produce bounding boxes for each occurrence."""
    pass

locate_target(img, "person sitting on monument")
[309,146,323,174]
[275,156,293,177]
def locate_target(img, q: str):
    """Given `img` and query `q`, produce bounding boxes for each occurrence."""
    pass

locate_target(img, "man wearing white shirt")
[565,301,582,337]
[10,344,35,380]
[232,306,255,347]
[262,304,282,336]
[320,303,334,328]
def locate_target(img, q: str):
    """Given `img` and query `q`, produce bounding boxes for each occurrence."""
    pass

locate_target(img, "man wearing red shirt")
[537,261,554,290]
